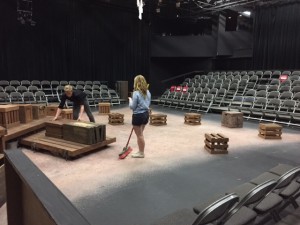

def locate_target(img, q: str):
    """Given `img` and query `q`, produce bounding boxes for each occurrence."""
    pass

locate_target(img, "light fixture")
[241,11,251,17]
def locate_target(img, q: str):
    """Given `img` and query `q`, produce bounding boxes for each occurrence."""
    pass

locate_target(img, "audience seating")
[0,80,120,106]
[151,164,300,225]
[158,70,300,126]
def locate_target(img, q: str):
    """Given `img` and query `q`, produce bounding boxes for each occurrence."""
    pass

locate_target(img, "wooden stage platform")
[19,131,116,159]
[1,117,51,153]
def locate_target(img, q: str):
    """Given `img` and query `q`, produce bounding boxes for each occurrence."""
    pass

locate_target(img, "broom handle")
[125,128,134,148]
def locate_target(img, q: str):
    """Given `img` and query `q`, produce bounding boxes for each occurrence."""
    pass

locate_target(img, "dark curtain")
[0,0,150,87]
[253,0,300,69]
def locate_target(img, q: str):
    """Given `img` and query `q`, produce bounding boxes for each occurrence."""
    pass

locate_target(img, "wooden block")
[61,109,73,120]
[18,104,33,123]
[32,104,46,120]
[0,105,20,129]
[45,120,66,139]
[46,105,59,116]
[221,111,243,128]
[63,122,105,145]
[99,103,111,115]
[258,123,282,139]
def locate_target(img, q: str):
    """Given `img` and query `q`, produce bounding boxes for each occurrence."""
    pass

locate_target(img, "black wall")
[0,0,150,88]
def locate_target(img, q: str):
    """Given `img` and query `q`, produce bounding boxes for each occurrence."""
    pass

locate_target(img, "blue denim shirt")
[129,90,151,114]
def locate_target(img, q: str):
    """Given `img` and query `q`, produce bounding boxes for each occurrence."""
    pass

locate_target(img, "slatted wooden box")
[0,105,20,128]
[32,104,46,120]
[221,111,243,128]
[61,109,73,120]
[150,114,167,126]
[45,120,65,139]
[63,121,106,145]
[99,103,110,115]
[258,123,282,139]
[18,104,33,123]
[108,113,124,125]
[184,113,201,125]
[204,133,229,154]
[46,105,59,116]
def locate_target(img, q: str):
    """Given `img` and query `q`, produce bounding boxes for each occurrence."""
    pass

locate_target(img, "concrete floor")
[1,104,300,225]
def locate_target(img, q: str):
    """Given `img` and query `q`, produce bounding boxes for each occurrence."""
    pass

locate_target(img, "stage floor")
[1,105,300,225]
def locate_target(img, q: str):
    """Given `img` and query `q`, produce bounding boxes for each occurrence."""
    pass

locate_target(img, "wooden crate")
[0,105,20,129]
[76,121,106,143]
[61,109,73,120]
[258,123,282,139]
[108,113,124,125]
[99,103,111,115]
[204,133,229,154]
[184,113,201,125]
[18,104,33,123]
[0,126,7,136]
[63,121,106,145]
[150,114,167,126]
[45,120,65,139]
[32,104,46,120]
[46,105,59,116]
[221,111,243,128]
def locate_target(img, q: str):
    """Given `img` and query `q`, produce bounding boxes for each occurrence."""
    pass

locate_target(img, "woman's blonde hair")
[134,75,149,98]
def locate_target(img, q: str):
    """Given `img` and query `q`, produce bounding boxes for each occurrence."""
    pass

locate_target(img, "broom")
[119,127,134,159]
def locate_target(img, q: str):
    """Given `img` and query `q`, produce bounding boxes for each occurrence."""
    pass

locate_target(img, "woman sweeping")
[129,75,151,158]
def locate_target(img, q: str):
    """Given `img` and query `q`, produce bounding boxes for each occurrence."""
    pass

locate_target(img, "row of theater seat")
[158,72,300,125]
[0,81,120,106]
[151,164,300,225]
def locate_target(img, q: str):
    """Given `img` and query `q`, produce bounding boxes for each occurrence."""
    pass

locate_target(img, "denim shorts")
[132,111,149,126]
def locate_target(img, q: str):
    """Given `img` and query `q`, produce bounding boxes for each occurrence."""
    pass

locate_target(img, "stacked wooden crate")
[204,133,229,154]
[108,113,124,125]
[184,113,201,125]
[150,114,167,126]
[258,123,282,139]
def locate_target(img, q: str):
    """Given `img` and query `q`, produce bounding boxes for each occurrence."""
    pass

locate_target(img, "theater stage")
[1,105,300,225]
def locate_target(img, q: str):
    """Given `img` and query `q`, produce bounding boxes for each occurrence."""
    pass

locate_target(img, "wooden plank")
[259,123,282,130]
[205,145,228,154]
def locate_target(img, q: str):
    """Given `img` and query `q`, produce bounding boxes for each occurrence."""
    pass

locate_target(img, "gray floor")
[73,105,300,225]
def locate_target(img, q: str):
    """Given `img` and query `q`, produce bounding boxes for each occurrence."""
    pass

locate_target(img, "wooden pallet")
[258,123,282,139]
[150,114,167,126]
[19,131,116,160]
[204,133,229,154]
[108,113,124,125]
[61,109,73,120]
[184,113,201,125]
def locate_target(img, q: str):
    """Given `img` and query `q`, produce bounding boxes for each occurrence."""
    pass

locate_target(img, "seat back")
[222,180,276,223]
[192,194,239,225]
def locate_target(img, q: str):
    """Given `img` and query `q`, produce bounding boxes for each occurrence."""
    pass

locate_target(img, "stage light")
[242,11,251,17]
